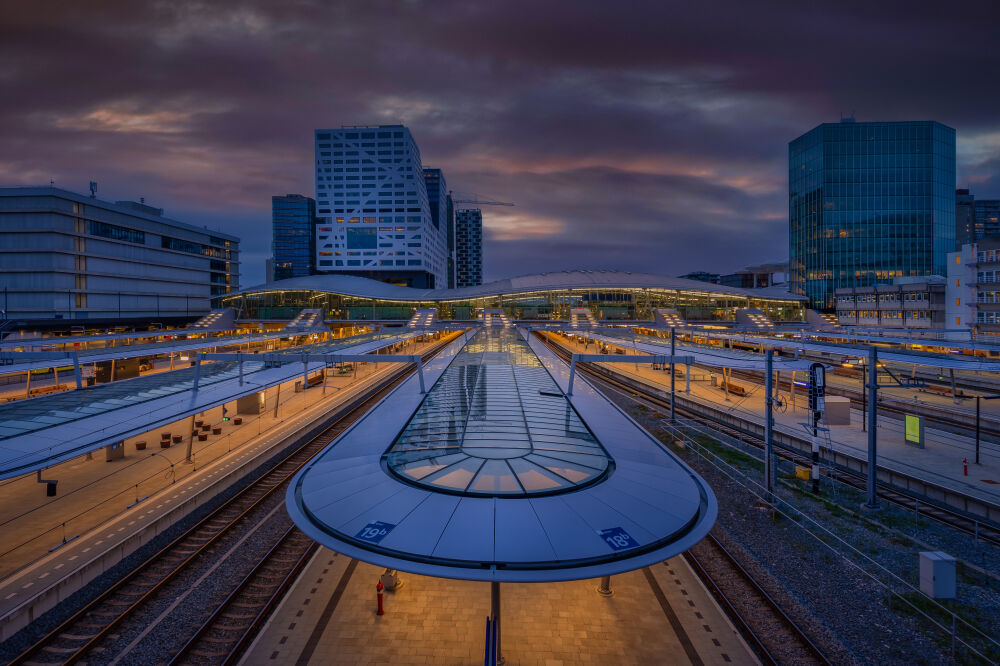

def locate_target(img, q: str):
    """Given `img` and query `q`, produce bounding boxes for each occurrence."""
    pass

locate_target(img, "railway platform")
[550,333,1000,508]
[0,337,448,641]
[242,548,755,665]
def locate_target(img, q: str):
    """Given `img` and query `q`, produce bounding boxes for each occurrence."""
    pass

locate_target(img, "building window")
[89,221,144,244]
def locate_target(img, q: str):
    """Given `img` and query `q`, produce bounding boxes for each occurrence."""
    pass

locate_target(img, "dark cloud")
[0,0,998,284]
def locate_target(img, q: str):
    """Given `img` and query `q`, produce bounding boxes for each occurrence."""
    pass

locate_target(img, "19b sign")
[355,521,395,544]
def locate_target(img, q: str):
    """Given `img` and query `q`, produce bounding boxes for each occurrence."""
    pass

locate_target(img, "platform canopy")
[0,331,420,479]
[287,327,717,583]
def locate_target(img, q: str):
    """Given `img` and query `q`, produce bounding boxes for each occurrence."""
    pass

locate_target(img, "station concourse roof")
[0,331,420,480]
[228,270,808,303]
[287,327,717,583]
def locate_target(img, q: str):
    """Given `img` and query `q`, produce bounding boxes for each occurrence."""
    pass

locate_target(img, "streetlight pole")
[865,346,879,510]
[670,327,676,422]
[765,350,774,502]
[974,393,1000,465]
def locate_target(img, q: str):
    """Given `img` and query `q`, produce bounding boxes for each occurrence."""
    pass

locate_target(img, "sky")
[1,0,999,287]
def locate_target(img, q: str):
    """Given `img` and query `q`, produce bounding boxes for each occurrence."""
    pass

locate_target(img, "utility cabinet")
[919,551,956,599]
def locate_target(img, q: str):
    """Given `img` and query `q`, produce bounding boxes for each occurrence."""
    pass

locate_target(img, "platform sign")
[598,527,639,551]
[905,415,925,448]
[355,521,395,544]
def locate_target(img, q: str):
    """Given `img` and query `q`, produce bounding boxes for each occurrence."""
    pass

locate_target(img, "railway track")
[685,532,831,666]
[540,334,1000,549]
[168,526,317,665]
[10,332,459,666]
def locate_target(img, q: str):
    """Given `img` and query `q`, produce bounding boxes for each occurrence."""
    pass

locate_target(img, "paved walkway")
[0,345,430,581]
[242,549,754,665]
[552,334,1000,507]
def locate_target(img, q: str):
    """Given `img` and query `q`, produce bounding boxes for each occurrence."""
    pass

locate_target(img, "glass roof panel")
[0,331,411,442]
[383,328,612,497]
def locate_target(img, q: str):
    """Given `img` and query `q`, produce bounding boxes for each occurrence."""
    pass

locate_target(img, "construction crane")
[449,191,514,208]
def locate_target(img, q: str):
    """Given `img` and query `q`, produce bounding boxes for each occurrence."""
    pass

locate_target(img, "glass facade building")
[956,188,1000,247]
[423,168,455,287]
[789,120,956,309]
[271,194,316,281]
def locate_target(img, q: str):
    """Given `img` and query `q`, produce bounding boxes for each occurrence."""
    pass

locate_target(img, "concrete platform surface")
[241,549,754,665]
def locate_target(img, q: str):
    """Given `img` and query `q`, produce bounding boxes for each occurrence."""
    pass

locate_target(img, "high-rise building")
[455,208,483,287]
[272,194,316,281]
[313,125,447,288]
[0,186,239,321]
[789,119,956,309]
[956,188,1000,247]
[423,168,456,287]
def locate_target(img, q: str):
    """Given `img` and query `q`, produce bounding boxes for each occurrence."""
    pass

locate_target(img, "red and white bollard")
[963,458,969,477]
[376,581,384,616]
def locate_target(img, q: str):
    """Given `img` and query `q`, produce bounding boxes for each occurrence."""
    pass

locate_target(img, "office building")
[272,194,317,281]
[313,125,448,288]
[789,119,956,309]
[423,168,456,287]
[0,186,239,322]
[955,189,1000,247]
[455,208,483,287]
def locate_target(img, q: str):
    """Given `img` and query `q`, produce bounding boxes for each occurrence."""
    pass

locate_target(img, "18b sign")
[599,527,639,551]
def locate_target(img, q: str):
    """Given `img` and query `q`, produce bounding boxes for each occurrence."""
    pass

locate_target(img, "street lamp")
[974,393,1000,465]
[842,357,883,431]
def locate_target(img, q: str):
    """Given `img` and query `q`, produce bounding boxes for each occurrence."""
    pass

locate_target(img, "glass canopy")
[384,328,612,496]
[0,331,409,441]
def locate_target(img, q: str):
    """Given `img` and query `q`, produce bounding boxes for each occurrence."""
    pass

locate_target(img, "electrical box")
[823,396,852,426]
[919,551,956,599]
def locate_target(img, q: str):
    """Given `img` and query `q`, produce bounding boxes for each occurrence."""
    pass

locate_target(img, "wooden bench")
[719,382,748,397]
[833,367,861,379]
[920,384,966,398]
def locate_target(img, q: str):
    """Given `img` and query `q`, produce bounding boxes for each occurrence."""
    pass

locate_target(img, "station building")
[214,270,806,323]
[0,186,239,324]
[833,277,947,328]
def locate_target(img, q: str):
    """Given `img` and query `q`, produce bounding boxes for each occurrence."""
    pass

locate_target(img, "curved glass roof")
[383,329,611,496]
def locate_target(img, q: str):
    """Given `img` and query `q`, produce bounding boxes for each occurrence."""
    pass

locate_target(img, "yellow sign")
[905,415,921,444]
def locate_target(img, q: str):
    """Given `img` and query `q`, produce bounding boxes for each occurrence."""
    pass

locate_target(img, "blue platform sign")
[356,521,395,544]
[599,527,639,551]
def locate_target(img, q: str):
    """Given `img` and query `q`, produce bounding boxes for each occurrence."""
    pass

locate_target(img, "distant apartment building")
[955,188,1000,248]
[948,237,1000,338]
[272,194,317,281]
[423,168,456,287]
[834,278,946,329]
[455,208,483,287]
[313,125,448,288]
[789,119,956,309]
[0,186,239,321]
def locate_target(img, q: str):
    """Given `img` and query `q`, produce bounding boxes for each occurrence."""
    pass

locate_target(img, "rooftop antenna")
[49,178,54,186]
[89,181,97,198]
